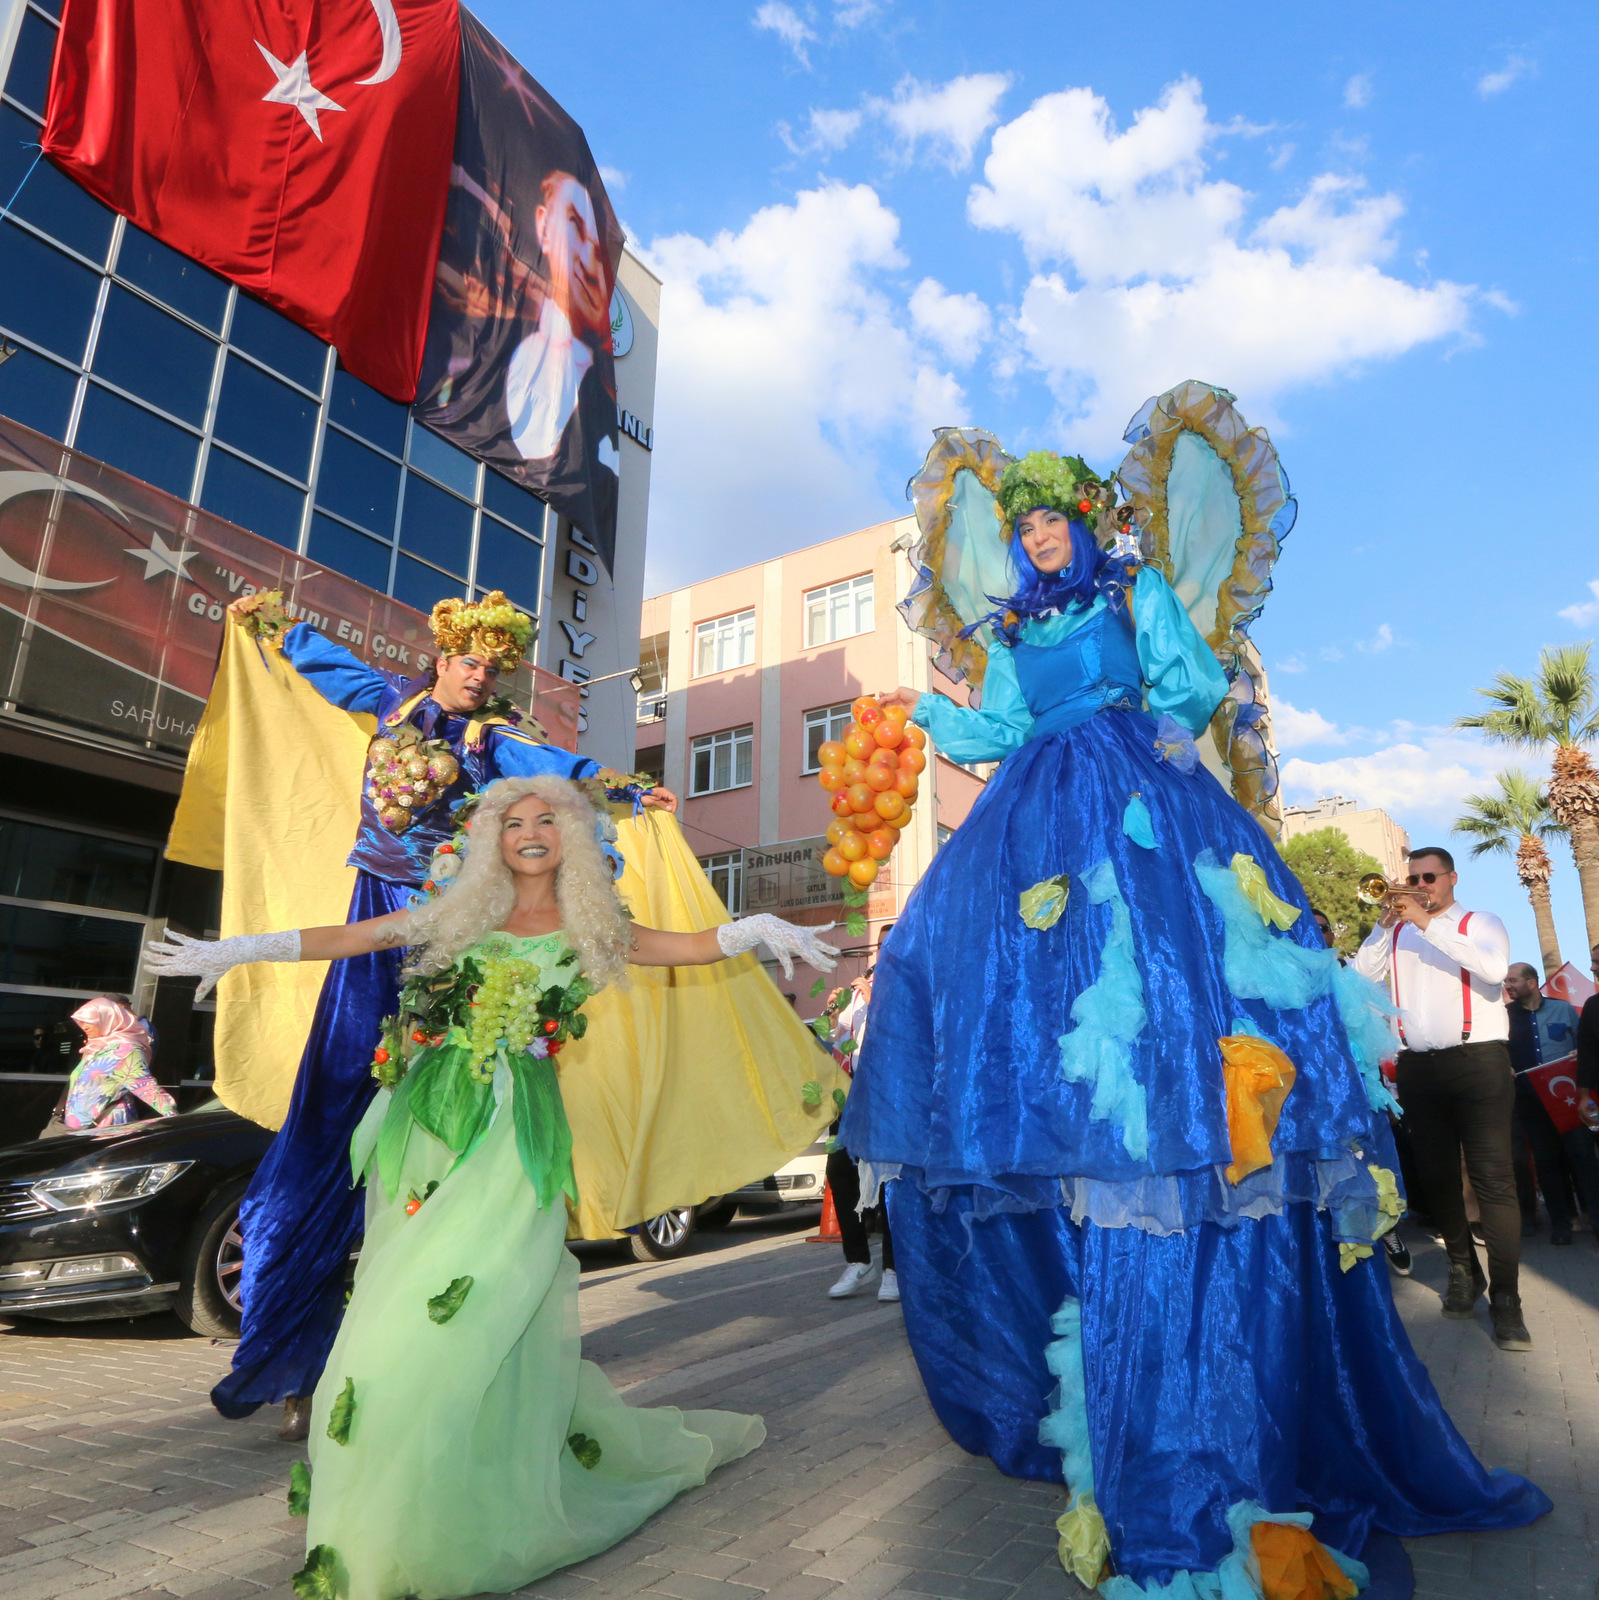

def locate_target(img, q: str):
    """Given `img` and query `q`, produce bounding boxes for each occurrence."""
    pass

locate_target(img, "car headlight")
[29,1163,193,1211]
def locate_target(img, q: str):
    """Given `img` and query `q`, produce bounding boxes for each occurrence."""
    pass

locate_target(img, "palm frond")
[1539,642,1596,731]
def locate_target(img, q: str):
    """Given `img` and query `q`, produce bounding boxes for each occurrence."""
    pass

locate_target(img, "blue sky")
[477,0,1599,970]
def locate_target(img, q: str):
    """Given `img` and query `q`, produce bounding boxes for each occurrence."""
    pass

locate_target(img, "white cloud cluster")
[1280,732,1502,828]
[753,3,815,65]
[1558,579,1599,628]
[1343,74,1373,109]
[1271,698,1346,750]
[642,184,962,589]
[967,76,1477,449]
[786,73,1011,170]
[1478,55,1534,97]
[909,277,991,363]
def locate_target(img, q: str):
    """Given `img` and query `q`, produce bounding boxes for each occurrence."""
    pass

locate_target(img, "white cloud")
[909,278,991,364]
[833,0,884,24]
[1271,699,1346,750]
[782,106,864,154]
[753,3,816,65]
[1478,55,1534,97]
[1558,579,1599,627]
[868,73,1012,170]
[1281,733,1500,828]
[1343,74,1373,109]
[966,77,1478,449]
[1355,622,1394,654]
[641,184,962,590]
[598,166,627,193]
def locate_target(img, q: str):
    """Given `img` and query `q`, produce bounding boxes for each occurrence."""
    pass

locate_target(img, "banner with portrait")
[413,9,624,573]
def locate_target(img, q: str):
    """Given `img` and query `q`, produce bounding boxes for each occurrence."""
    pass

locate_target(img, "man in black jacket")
[1577,943,1599,1141]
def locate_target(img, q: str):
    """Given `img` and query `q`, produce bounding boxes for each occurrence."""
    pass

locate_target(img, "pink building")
[634,516,987,1010]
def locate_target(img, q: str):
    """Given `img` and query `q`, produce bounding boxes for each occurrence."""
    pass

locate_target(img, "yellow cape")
[167,624,844,1238]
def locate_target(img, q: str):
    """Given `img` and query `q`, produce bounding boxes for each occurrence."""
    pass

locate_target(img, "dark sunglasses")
[1405,871,1445,886]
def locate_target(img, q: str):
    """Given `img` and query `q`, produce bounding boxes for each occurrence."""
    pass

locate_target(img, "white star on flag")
[125,533,196,583]
[256,42,344,141]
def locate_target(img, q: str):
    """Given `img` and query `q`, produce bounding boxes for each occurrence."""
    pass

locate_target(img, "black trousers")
[1512,1073,1599,1232]
[827,1146,894,1269]
[1396,1041,1520,1296]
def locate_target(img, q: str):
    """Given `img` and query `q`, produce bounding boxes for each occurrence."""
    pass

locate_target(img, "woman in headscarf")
[57,999,176,1132]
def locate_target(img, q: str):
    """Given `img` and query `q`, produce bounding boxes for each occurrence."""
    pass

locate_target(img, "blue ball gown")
[840,566,1548,1595]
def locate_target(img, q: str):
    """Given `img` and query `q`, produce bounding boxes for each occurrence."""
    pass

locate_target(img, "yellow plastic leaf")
[1055,1494,1110,1588]
[1230,853,1301,931]
[1020,874,1070,930]
[1339,1242,1373,1272]
[1368,1163,1403,1239]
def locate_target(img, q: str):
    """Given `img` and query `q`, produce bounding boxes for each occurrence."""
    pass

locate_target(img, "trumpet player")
[1351,847,1528,1350]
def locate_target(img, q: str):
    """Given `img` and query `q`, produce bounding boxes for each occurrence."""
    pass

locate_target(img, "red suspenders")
[1391,910,1474,1048]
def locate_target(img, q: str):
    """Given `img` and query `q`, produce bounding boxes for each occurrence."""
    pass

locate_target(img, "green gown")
[304,933,765,1600]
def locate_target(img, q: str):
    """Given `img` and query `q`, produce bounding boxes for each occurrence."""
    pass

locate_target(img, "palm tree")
[1453,770,1566,978]
[1457,642,1599,950]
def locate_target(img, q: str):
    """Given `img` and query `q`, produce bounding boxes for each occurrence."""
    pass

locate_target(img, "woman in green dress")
[146,775,839,1600]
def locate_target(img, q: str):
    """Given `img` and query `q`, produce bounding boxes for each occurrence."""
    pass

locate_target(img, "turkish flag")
[42,0,460,402]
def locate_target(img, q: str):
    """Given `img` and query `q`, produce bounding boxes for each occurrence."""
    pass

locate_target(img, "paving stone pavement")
[0,1215,1594,1600]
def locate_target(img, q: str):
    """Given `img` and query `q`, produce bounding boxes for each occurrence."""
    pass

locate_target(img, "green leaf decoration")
[287,1461,311,1518]
[843,882,871,908]
[427,1275,474,1325]
[809,976,827,998]
[510,1054,579,1212]
[825,1137,841,1154]
[837,1037,857,1055]
[326,1379,355,1446]
[832,1087,847,1111]
[1019,874,1070,931]
[802,1080,823,1108]
[567,1432,602,1470]
[292,1545,342,1600]
[811,1016,832,1043]
[846,910,867,937]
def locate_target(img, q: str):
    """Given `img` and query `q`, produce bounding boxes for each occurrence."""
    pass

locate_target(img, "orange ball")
[882,704,909,728]
[847,783,877,814]
[903,724,927,750]
[897,745,927,775]
[868,745,898,769]
[866,827,897,860]
[825,819,852,846]
[873,722,905,750]
[836,830,868,862]
[822,848,850,878]
[874,790,906,822]
[817,740,845,768]
[844,728,874,760]
[841,758,869,785]
[858,705,884,731]
[848,858,880,888]
[818,766,846,793]
[894,770,919,800]
[830,794,854,818]
[865,763,896,792]
[851,696,877,719]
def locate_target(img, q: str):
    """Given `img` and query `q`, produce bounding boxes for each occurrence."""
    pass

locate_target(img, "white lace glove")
[715,915,839,979]
[144,929,301,1001]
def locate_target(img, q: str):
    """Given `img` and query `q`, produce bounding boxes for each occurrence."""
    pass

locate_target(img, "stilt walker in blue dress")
[841,386,1549,1597]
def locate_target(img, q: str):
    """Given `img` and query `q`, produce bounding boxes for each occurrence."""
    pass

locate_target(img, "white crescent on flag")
[0,471,122,592]
[356,0,403,84]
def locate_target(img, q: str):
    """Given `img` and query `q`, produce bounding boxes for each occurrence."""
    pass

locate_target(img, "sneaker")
[1441,1261,1487,1319]
[279,1396,311,1442]
[1551,1225,1573,1246]
[1490,1293,1532,1352]
[1382,1234,1412,1276]
[829,1261,880,1299]
[877,1269,900,1303]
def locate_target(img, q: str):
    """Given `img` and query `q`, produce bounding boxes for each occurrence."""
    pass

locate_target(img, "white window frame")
[689,725,754,796]
[801,702,854,774]
[803,574,874,648]
[699,852,743,915]
[694,609,756,677]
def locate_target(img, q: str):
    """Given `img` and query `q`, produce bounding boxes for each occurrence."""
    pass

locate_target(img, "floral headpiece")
[429,591,534,673]
[994,451,1102,538]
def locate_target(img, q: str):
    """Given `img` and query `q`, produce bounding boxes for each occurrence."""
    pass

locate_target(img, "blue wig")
[963,507,1133,645]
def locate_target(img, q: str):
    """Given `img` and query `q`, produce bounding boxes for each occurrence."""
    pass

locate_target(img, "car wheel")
[629,1207,697,1262]
[695,1200,736,1230]
[174,1180,249,1338]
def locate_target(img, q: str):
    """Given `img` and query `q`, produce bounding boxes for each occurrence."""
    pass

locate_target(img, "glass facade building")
[0,0,547,620]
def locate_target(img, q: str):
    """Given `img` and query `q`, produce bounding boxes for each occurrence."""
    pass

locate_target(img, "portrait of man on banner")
[414,9,624,571]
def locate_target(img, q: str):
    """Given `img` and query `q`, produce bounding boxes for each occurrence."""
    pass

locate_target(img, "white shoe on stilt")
[877,1269,900,1303]
[829,1261,881,1298]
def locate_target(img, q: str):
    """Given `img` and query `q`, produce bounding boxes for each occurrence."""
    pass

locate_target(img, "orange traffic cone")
[808,1180,843,1243]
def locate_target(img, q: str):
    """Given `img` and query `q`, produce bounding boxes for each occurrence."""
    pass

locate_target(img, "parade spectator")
[1352,847,1528,1349]
[46,998,174,1135]
[1577,943,1599,1135]
[1504,962,1599,1246]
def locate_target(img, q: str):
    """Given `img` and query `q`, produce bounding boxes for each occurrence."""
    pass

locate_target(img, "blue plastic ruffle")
[1193,849,1337,1010]
[1330,964,1403,1118]
[1123,794,1157,849]
[1038,1295,1094,1493]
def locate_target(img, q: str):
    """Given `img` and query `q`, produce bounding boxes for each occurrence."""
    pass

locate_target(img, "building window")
[802,702,853,773]
[804,574,874,647]
[694,609,755,677]
[700,852,743,915]
[690,725,754,796]
[937,824,953,850]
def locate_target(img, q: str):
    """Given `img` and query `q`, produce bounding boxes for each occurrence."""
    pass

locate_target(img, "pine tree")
[1279,827,1384,954]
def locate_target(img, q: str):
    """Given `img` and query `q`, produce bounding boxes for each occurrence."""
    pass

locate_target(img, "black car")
[0,1101,271,1335]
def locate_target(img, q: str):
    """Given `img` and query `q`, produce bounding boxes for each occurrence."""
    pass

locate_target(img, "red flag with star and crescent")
[41,0,460,402]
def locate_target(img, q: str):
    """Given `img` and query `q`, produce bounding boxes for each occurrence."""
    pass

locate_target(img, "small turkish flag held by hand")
[43,0,460,403]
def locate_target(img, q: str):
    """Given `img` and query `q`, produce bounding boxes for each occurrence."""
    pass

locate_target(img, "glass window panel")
[328,362,406,454]
[116,223,228,330]
[407,424,477,499]
[393,552,461,614]
[75,385,198,499]
[0,104,114,263]
[398,473,471,577]
[712,741,730,791]
[201,449,304,549]
[482,468,545,537]
[91,284,216,424]
[228,292,326,393]
[316,426,400,536]
[30,0,62,18]
[5,7,58,117]
[0,993,88,1076]
[691,744,710,795]
[0,219,99,363]
[0,903,142,992]
[0,341,76,441]
[309,512,392,592]
[473,517,541,612]
[803,703,852,772]
[0,819,156,914]
[213,354,317,481]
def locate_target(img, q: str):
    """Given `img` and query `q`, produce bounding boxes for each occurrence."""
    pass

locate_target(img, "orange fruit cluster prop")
[817,697,928,889]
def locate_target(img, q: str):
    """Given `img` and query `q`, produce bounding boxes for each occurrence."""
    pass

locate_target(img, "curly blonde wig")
[395,776,632,990]
[429,590,534,672]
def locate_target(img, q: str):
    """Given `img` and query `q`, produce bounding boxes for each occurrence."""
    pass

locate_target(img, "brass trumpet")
[1355,873,1433,910]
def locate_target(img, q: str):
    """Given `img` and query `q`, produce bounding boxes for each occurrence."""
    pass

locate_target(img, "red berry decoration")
[546,1041,563,1056]
[543,1018,560,1035]
[1077,498,1091,514]
[405,1199,422,1216]
[373,1047,389,1065]
[411,1029,427,1043]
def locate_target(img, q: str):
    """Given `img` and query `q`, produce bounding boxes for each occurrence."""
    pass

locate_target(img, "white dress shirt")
[1352,903,1510,1053]
[505,299,592,462]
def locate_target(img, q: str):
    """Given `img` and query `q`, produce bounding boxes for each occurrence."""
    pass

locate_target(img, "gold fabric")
[1219,1034,1297,1185]
[1250,1519,1359,1600]
[1054,1496,1110,1589]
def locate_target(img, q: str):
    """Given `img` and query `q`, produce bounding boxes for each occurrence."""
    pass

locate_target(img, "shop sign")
[741,838,843,916]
